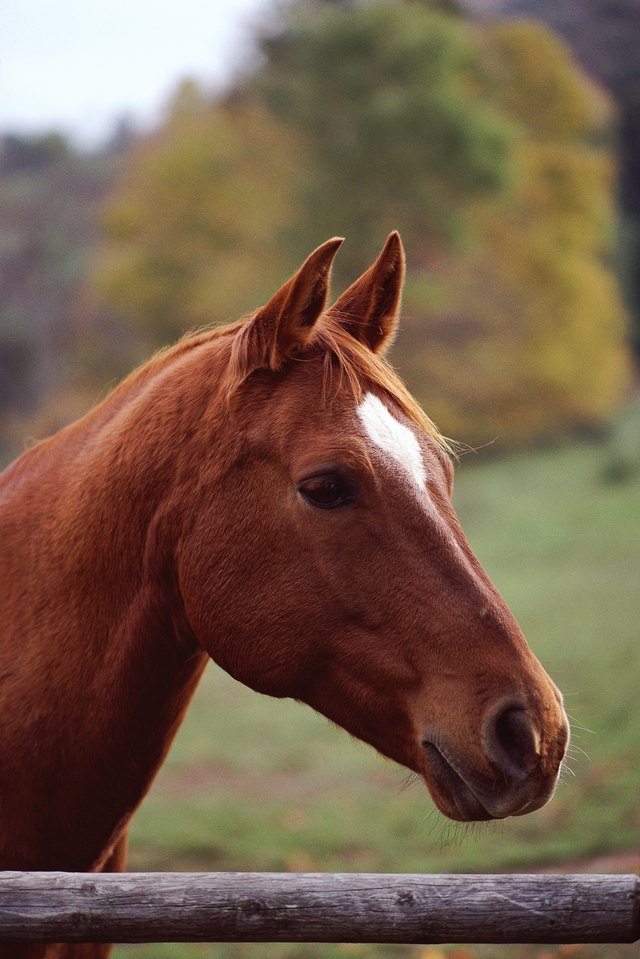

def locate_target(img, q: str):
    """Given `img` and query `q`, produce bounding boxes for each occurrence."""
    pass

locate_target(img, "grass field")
[115,434,640,959]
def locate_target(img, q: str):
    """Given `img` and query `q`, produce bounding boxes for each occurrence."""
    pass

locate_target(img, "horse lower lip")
[422,743,493,822]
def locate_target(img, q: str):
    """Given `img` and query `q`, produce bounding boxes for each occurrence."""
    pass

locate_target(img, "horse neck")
[0,341,227,868]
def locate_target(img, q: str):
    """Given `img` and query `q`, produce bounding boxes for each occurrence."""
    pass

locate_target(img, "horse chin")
[422,742,558,822]
[422,743,494,822]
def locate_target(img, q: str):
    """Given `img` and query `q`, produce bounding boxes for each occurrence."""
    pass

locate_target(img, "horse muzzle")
[420,695,570,822]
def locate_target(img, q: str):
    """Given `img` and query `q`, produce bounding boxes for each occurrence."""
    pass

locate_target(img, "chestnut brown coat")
[0,234,569,958]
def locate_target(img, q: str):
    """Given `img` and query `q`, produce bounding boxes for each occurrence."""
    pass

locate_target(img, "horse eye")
[299,474,355,510]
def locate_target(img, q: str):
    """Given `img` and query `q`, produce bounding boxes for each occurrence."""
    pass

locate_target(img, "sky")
[2,0,274,146]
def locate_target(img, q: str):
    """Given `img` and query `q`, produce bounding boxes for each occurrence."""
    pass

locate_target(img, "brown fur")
[0,234,568,957]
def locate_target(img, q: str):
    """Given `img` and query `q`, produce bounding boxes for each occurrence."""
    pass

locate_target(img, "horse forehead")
[356,392,426,489]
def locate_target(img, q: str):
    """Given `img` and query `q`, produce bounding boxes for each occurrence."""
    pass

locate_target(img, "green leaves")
[257,5,517,272]
[95,3,628,448]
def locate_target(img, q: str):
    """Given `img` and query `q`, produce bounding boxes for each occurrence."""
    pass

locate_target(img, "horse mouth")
[422,741,556,822]
[422,742,494,822]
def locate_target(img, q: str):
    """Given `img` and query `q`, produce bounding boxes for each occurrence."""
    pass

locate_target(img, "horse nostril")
[484,705,540,781]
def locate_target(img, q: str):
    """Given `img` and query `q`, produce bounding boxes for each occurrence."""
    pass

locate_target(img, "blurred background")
[2,0,639,957]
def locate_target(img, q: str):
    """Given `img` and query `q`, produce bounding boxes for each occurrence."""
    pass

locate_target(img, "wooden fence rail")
[0,872,638,944]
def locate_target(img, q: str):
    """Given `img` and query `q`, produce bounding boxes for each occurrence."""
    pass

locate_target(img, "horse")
[0,232,569,958]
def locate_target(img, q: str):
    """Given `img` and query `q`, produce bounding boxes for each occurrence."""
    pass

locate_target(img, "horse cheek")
[175,505,320,698]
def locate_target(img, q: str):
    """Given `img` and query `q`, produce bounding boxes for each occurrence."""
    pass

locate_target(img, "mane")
[311,319,454,454]
[109,313,453,454]
[220,312,454,454]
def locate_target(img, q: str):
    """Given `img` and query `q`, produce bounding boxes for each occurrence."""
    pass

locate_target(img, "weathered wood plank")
[0,872,637,944]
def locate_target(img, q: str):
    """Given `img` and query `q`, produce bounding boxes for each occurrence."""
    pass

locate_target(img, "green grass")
[115,436,640,959]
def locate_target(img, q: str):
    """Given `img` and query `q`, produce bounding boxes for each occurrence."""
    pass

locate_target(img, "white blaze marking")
[356,393,426,489]
[356,394,480,582]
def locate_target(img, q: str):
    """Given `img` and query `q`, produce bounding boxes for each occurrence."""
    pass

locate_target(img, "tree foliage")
[100,84,301,339]
[95,2,629,447]
[255,4,517,282]
[99,8,517,328]
[0,134,117,418]
[474,0,640,365]
[399,21,628,443]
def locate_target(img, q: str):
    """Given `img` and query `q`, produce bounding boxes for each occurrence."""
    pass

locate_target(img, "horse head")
[177,233,569,822]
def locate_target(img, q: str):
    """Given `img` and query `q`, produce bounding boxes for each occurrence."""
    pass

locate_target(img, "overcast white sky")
[2,0,274,146]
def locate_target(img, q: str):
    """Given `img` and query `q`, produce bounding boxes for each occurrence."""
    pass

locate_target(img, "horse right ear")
[328,231,405,355]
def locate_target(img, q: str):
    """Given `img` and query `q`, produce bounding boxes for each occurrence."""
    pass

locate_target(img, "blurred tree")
[97,8,516,331]
[95,3,628,447]
[99,82,303,339]
[464,0,640,369]
[255,3,517,285]
[0,132,70,175]
[399,21,628,443]
[0,133,120,458]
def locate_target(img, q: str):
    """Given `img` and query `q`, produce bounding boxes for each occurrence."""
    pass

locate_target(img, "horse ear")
[255,237,344,367]
[328,231,405,354]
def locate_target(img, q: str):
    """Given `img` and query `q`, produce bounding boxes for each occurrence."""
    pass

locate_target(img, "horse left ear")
[255,237,344,367]
[328,231,405,354]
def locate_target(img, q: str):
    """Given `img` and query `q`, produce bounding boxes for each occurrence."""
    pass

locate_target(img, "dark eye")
[299,474,355,510]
